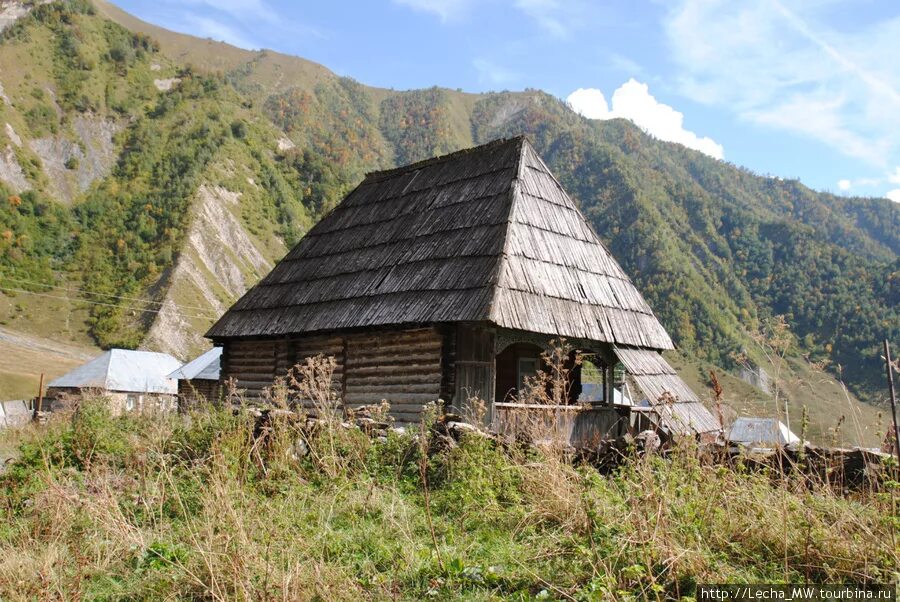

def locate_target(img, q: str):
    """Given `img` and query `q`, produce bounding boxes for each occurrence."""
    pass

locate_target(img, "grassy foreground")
[0,401,898,601]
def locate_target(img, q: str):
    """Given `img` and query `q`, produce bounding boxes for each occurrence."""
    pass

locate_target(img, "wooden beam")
[605,362,615,407]
[884,339,899,464]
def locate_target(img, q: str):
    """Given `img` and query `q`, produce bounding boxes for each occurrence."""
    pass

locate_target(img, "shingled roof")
[207,137,674,350]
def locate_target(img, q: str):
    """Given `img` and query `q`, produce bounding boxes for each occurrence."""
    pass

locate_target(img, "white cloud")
[852,177,882,188]
[514,0,566,37]
[833,168,900,194]
[187,15,259,49]
[889,167,900,185]
[886,189,900,203]
[566,88,609,119]
[608,54,644,76]
[664,0,900,167]
[181,0,278,22]
[745,95,889,167]
[472,58,519,86]
[392,0,473,21]
[151,0,323,45]
[146,0,327,50]
[393,0,589,35]
[567,79,724,160]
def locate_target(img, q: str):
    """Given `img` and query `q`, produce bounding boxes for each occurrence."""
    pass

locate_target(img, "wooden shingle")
[208,137,674,351]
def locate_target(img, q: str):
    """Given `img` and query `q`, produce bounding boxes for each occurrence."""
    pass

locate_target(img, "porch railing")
[493,402,631,449]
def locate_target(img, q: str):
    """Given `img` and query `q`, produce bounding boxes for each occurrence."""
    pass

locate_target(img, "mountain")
[0,0,896,444]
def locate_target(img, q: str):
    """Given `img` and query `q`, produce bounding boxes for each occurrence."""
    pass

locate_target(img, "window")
[517,357,539,393]
[125,394,138,412]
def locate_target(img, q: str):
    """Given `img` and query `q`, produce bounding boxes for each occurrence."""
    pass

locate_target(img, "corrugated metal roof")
[728,417,800,446]
[207,137,673,351]
[169,347,221,381]
[47,349,181,394]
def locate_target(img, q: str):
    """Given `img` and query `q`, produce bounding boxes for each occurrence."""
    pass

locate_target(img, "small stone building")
[208,136,718,437]
[46,349,181,413]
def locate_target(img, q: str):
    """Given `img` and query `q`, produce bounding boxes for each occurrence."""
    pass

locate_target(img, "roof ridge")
[485,137,529,324]
[364,136,528,183]
[98,350,115,388]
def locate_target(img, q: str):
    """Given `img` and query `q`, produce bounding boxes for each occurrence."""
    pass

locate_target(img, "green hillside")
[0,0,896,441]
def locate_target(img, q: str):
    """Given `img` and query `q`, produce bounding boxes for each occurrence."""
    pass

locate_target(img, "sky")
[110,0,900,201]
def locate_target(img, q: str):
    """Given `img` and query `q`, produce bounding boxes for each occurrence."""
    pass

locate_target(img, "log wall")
[290,334,345,413]
[220,326,445,424]
[221,338,283,401]
[179,379,220,406]
[344,328,442,423]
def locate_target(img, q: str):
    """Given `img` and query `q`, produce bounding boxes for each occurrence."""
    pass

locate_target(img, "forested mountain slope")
[0,1,896,427]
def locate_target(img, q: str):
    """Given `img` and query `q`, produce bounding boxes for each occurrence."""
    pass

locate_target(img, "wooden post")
[605,362,615,407]
[340,336,348,407]
[36,372,44,413]
[884,340,899,464]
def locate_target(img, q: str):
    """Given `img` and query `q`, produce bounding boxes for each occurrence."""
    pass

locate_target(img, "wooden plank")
[345,374,438,384]
[234,379,277,389]
[346,341,442,357]
[228,356,279,365]
[344,393,437,404]
[229,366,277,376]
[495,402,584,412]
[345,383,440,394]
[346,361,438,372]
[344,359,440,372]
[346,328,438,344]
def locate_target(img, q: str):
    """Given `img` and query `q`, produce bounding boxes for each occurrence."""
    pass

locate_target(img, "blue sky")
[111,0,900,201]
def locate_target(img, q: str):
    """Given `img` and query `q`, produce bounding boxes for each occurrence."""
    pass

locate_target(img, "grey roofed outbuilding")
[48,349,181,395]
[207,136,673,351]
[168,347,222,381]
[728,417,801,447]
[0,400,32,428]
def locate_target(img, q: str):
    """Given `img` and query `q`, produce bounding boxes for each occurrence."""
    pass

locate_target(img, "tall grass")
[1,394,897,601]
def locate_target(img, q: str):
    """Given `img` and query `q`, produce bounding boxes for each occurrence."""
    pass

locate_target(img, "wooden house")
[207,137,718,438]
[168,347,222,405]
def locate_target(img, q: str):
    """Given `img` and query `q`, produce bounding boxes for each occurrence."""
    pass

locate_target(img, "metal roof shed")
[48,349,181,395]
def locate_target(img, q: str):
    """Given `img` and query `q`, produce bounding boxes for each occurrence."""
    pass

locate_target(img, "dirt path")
[0,327,96,361]
[0,327,97,399]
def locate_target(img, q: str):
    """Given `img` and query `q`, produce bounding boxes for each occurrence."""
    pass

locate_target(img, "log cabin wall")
[220,326,444,424]
[343,327,442,424]
[439,324,457,408]
[179,379,220,406]
[289,334,345,413]
[221,338,286,401]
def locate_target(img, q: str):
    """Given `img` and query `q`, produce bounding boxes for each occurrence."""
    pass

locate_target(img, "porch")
[493,402,632,449]
[452,324,719,446]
